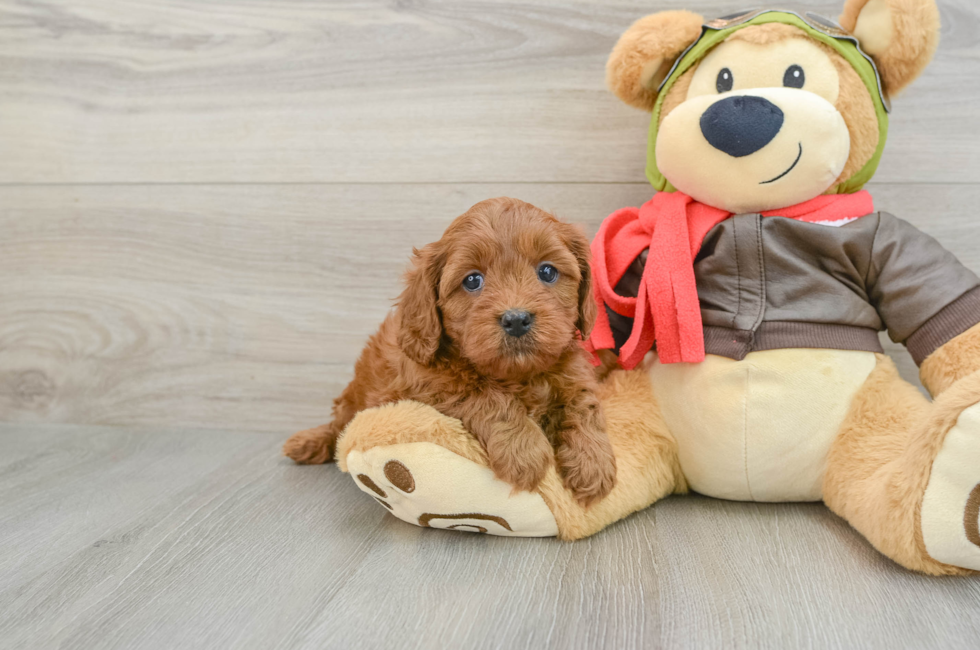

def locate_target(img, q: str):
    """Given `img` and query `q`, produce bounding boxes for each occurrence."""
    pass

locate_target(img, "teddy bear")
[320,0,980,575]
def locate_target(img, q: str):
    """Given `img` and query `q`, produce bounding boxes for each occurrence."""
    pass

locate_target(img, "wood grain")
[1,182,977,432]
[2,0,979,184]
[1,424,978,650]
[3,0,980,646]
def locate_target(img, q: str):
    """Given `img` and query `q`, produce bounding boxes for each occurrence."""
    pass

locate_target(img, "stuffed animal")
[327,0,980,575]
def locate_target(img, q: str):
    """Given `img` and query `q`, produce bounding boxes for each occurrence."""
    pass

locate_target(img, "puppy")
[284,198,616,506]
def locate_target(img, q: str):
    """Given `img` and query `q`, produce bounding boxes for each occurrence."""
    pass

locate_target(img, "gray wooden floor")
[2,1,979,648]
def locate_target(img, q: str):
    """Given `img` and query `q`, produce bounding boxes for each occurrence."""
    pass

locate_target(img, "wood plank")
[1,424,978,650]
[3,1,979,646]
[0,183,653,432]
[0,424,277,590]
[2,182,977,431]
[2,0,978,184]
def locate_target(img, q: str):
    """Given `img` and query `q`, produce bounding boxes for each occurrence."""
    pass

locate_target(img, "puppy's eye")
[536,263,559,285]
[462,272,484,292]
[716,68,734,93]
[783,65,805,89]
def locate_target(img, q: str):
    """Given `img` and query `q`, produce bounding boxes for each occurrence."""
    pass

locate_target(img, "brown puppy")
[284,198,616,506]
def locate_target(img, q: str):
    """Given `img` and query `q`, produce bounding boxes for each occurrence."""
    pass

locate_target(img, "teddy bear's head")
[607,0,940,214]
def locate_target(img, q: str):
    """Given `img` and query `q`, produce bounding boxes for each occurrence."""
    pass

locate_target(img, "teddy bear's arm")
[865,213,980,394]
[919,324,980,397]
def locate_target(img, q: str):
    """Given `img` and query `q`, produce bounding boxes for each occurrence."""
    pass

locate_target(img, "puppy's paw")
[485,420,553,493]
[557,434,617,508]
[283,424,338,464]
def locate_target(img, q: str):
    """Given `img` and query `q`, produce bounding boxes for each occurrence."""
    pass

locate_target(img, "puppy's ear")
[839,0,940,96]
[607,10,704,112]
[559,222,598,339]
[397,242,444,365]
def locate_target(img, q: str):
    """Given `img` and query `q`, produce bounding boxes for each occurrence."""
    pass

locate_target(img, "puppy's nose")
[700,95,784,158]
[500,310,534,338]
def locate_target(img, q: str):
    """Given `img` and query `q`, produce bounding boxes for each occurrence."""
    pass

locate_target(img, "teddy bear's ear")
[606,11,705,112]
[839,0,940,97]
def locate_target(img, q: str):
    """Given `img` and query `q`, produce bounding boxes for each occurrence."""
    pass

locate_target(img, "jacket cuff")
[906,286,980,366]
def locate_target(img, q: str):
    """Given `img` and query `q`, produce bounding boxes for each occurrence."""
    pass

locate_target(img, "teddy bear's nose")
[700,95,785,158]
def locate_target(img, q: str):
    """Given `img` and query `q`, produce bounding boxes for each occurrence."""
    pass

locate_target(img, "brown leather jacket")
[607,212,980,365]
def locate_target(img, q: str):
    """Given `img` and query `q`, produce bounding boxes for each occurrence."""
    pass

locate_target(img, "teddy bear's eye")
[783,65,805,89]
[716,68,734,93]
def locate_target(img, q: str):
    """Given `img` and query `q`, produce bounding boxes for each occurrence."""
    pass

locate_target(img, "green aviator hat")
[646,9,891,195]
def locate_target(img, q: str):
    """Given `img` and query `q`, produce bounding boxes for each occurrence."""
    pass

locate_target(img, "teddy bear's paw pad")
[921,402,980,571]
[345,442,558,537]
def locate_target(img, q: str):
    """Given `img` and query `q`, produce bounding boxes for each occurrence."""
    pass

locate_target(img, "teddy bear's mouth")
[760,142,803,185]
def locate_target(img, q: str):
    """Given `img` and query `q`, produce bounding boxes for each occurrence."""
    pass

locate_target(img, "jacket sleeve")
[867,213,980,365]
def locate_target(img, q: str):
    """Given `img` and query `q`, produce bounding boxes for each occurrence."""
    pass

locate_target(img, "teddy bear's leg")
[335,369,685,540]
[914,324,980,573]
[823,352,980,574]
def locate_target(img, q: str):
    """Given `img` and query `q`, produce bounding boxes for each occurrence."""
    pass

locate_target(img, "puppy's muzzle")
[500,310,534,338]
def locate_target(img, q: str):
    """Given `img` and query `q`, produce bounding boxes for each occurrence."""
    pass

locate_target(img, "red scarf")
[585,191,875,369]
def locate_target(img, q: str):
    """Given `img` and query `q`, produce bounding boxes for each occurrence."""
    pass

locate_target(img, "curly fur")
[284,198,616,506]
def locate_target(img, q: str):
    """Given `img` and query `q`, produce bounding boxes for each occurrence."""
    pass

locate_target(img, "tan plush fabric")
[920,401,980,570]
[657,67,695,126]
[650,349,877,501]
[346,442,560,537]
[839,0,940,96]
[920,323,980,397]
[823,355,979,575]
[337,370,685,541]
[327,2,971,565]
[657,86,852,213]
[335,348,980,574]
[846,0,894,55]
[651,23,879,195]
[337,400,488,473]
[606,10,704,111]
[537,369,686,541]
[829,48,880,186]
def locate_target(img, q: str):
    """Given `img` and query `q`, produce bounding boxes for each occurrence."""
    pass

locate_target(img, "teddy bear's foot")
[920,374,980,571]
[332,371,685,540]
[337,401,559,537]
[345,441,559,537]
